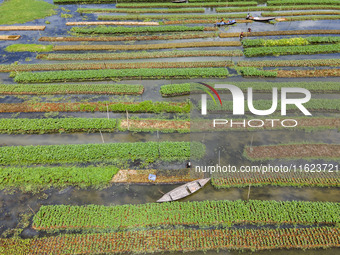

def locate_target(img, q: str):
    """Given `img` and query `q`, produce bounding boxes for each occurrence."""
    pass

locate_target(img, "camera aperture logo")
[198,83,312,128]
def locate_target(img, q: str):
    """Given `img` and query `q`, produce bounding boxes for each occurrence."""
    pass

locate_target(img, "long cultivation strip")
[0,141,204,165]
[211,171,340,188]
[32,200,340,231]
[164,19,251,25]
[116,2,257,8]
[1,227,339,253]
[244,44,340,57]
[0,101,191,113]
[98,13,247,21]
[238,59,340,67]
[119,119,190,133]
[0,61,232,72]
[70,25,210,34]
[0,25,45,31]
[39,32,217,42]
[219,30,340,38]
[52,41,240,51]
[262,11,340,16]
[160,82,340,96]
[282,15,340,21]
[0,118,117,134]
[242,36,340,48]
[204,99,340,112]
[0,83,144,95]
[216,5,340,12]
[37,50,243,60]
[77,8,205,13]
[13,68,229,83]
[244,144,340,161]
[268,0,340,6]
[0,166,119,191]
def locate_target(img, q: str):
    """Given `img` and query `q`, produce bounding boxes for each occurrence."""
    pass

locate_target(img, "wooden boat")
[172,0,187,3]
[248,16,275,22]
[0,35,20,40]
[215,20,236,27]
[157,178,210,202]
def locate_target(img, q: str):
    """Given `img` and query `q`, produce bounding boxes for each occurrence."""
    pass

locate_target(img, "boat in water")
[172,0,187,3]
[248,16,275,22]
[215,20,236,27]
[157,178,210,202]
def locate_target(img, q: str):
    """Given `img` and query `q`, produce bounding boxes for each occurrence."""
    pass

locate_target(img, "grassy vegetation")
[243,44,340,57]
[2,227,339,253]
[284,15,340,21]
[268,0,340,6]
[0,142,204,165]
[77,8,206,13]
[216,5,340,12]
[37,50,243,60]
[262,11,340,16]
[0,0,56,25]
[70,25,206,34]
[13,68,229,83]
[0,166,119,191]
[0,83,144,95]
[238,59,340,67]
[239,67,278,77]
[5,44,53,52]
[220,30,340,38]
[0,118,117,134]
[33,200,340,231]
[116,2,257,8]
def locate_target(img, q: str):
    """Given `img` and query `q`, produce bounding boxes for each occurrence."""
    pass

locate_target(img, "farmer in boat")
[240,32,244,39]
[186,161,191,168]
[220,17,225,24]
[248,28,252,33]
[246,13,250,19]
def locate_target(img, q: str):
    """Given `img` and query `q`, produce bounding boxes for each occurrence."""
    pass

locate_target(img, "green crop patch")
[0,166,119,191]
[116,2,257,8]
[13,68,229,83]
[0,118,116,134]
[268,0,340,6]
[32,200,340,232]
[238,59,340,67]
[216,5,340,12]
[5,44,53,52]
[0,83,144,95]
[77,8,205,14]
[0,142,205,165]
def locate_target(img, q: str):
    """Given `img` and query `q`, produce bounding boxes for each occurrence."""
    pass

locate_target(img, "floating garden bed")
[0,101,191,113]
[70,25,210,34]
[0,141,204,165]
[116,2,257,8]
[0,25,45,31]
[160,82,340,96]
[39,32,217,42]
[262,11,340,16]
[32,200,339,231]
[216,5,340,12]
[242,37,340,48]
[77,8,206,13]
[282,15,340,21]
[164,19,251,24]
[268,0,340,6]
[13,68,229,83]
[0,61,231,72]
[38,50,243,60]
[0,166,119,191]
[119,118,190,133]
[1,227,339,253]
[212,171,340,188]
[244,44,340,57]
[219,29,340,38]
[5,44,53,52]
[0,83,144,95]
[244,144,340,161]
[0,118,117,134]
[238,59,340,67]
[0,35,20,40]
[52,41,239,51]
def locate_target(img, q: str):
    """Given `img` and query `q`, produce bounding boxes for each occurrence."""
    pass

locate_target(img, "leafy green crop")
[78,8,205,14]
[0,166,118,191]
[116,2,257,8]
[0,142,205,165]
[238,59,340,67]
[0,118,116,134]
[70,25,205,34]
[268,0,340,6]
[13,68,229,83]
[216,5,340,13]
[33,200,340,231]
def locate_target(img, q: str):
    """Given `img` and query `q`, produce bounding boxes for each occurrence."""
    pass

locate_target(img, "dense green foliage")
[0,142,205,165]
[116,2,257,8]
[0,118,116,134]
[70,25,205,34]
[244,44,340,57]
[268,0,340,6]
[0,0,56,25]
[77,8,205,13]
[242,37,340,48]
[33,200,340,231]
[0,166,118,190]
[38,50,243,61]
[239,67,277,77]
[160,82,340,96]
[5,44,53,52]
[0,83,143,95]
[262,11,340,16]
[13,68,229,83]
[216,5,340,12]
